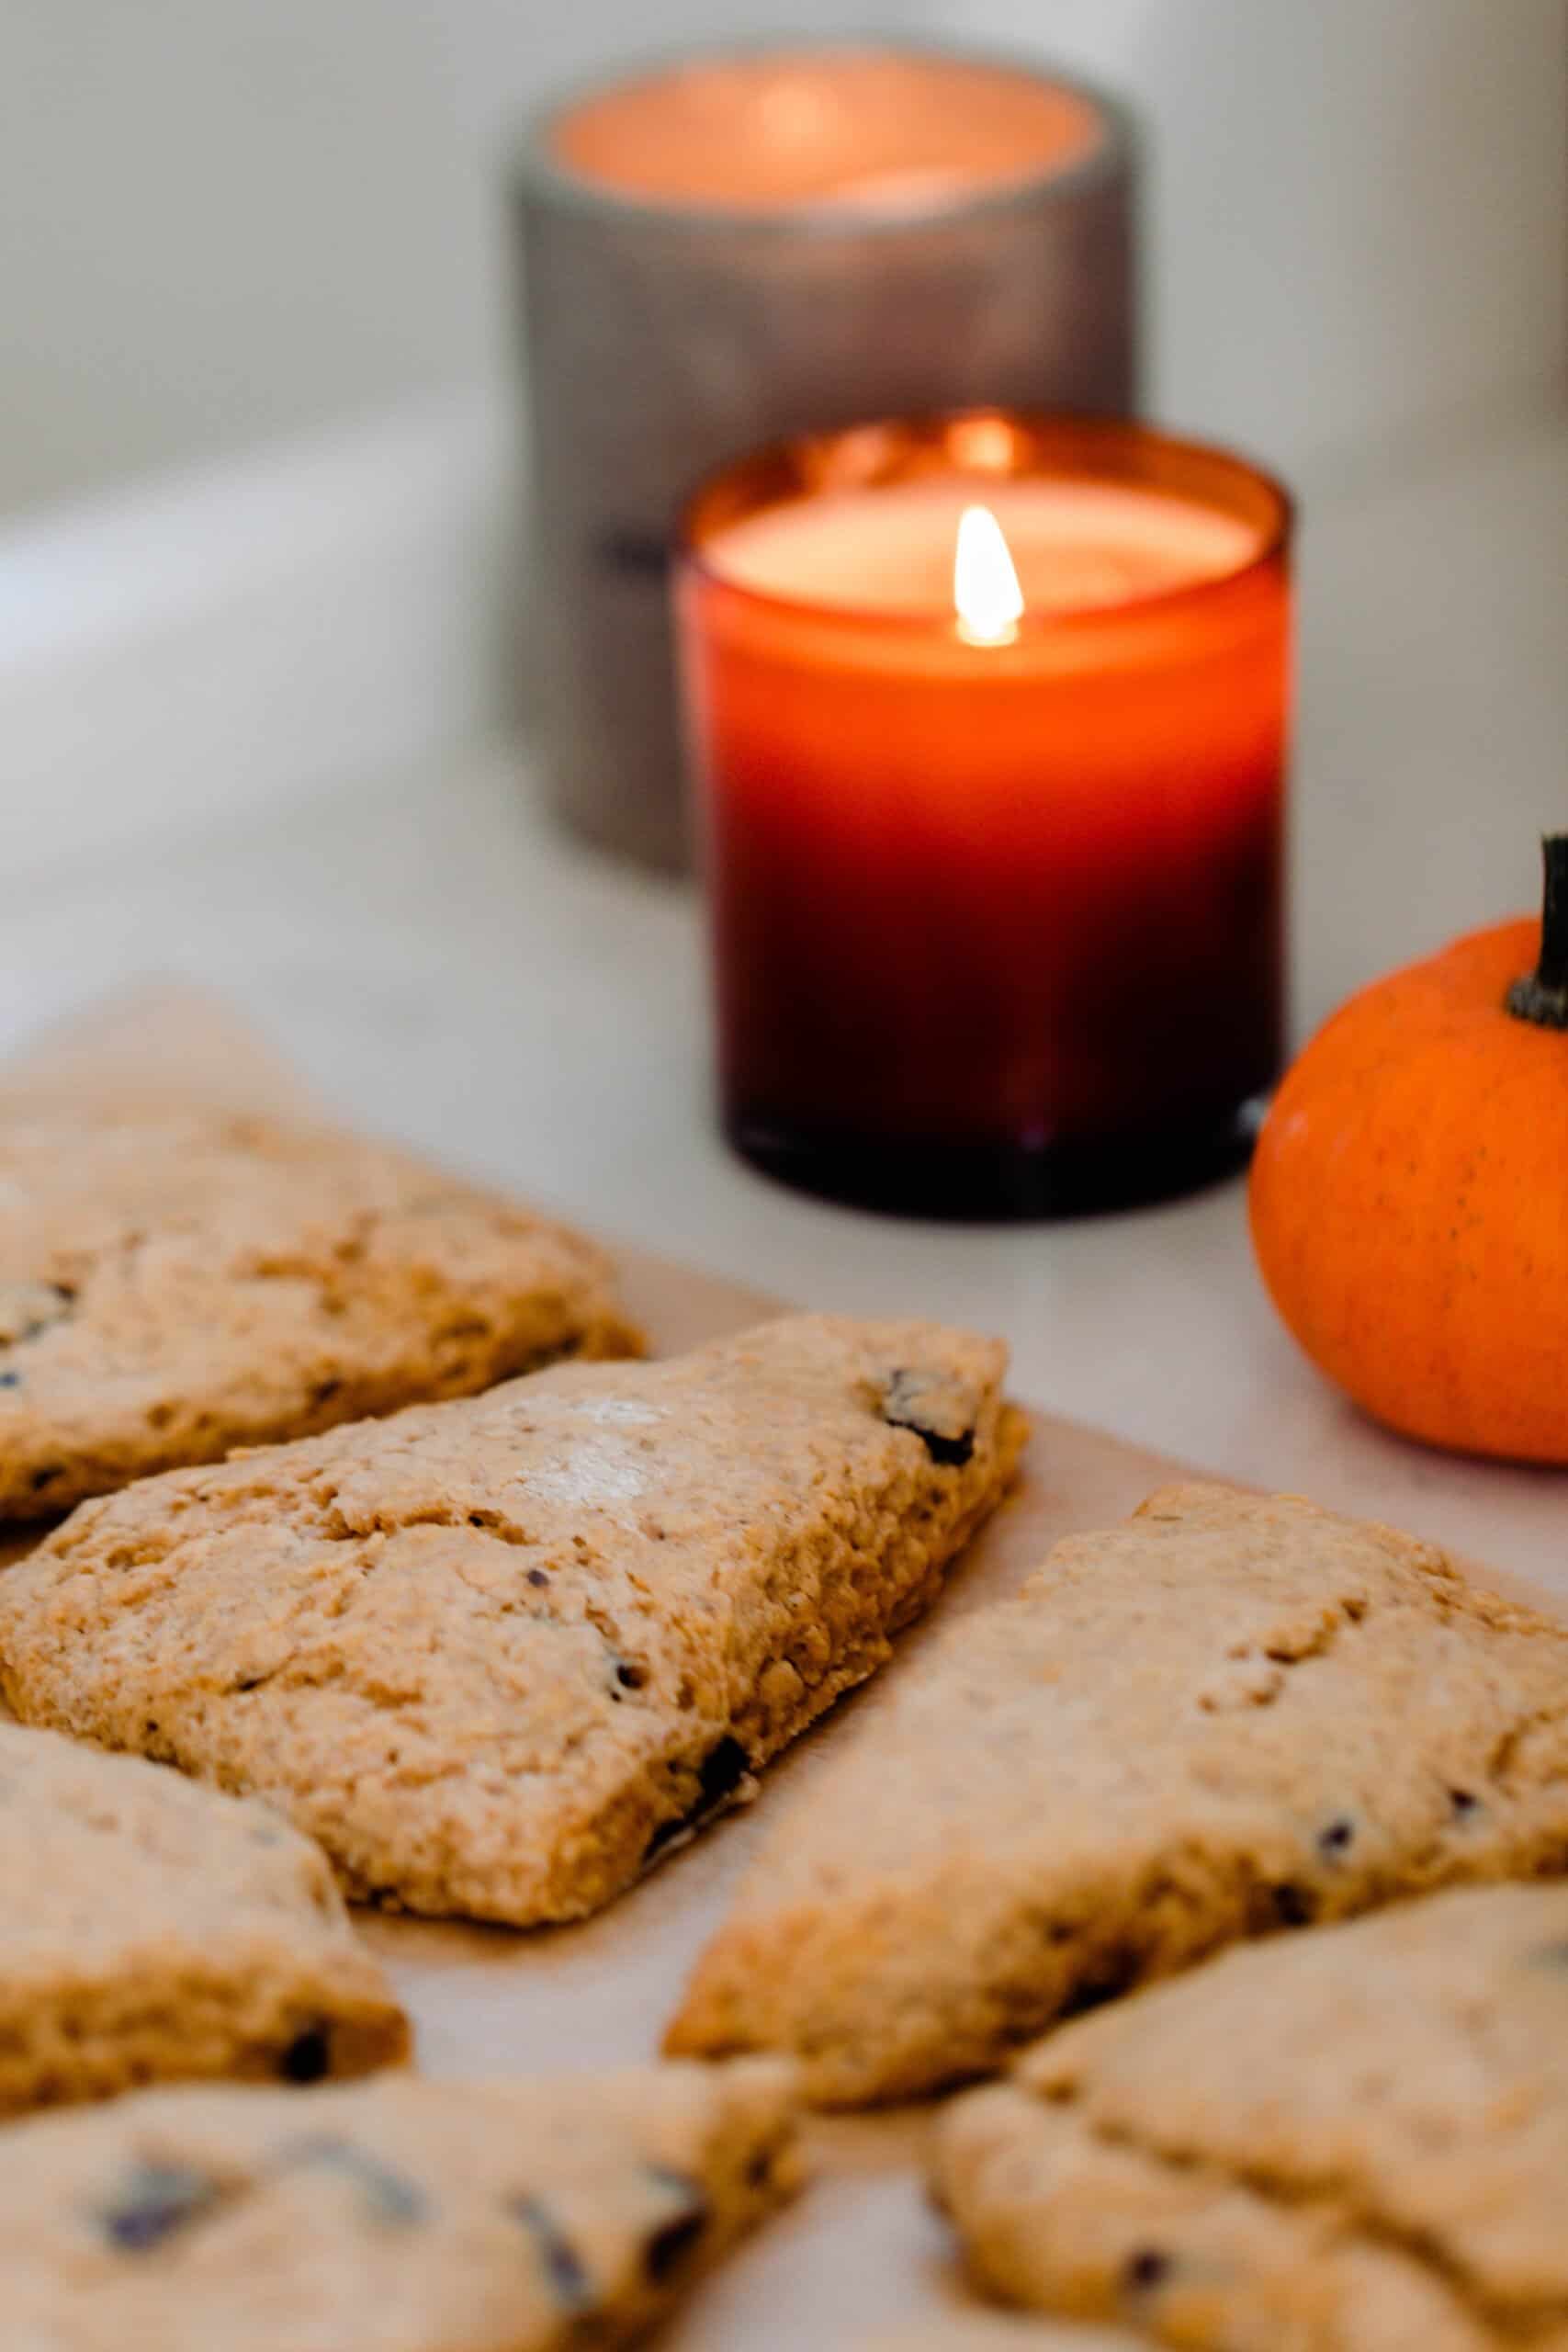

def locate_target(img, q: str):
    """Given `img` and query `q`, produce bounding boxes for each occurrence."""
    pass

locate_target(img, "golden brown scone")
[0,1718,406,2113]
[0,1105,640,1518]
[668,1485,1568,2103]
[0,2060,798,2350]
[0,1316,1022,1923]
[935,1882,1568,2350]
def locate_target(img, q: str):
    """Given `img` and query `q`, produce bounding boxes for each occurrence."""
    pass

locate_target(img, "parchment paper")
[1,982,1558,2349]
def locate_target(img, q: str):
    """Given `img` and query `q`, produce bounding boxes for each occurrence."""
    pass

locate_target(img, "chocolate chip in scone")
[1122,2246,1174,2296]
[882,1368,976,1467]
[611,1657,649,1694]
[0,1281,73,1350]
[513,2193,594,2313]
[278,2026,333,2084]
[526,1567,551,1589]
[1450,1788,1482,1819]
[1316,1815,1356,1860]
[1061,1948,1137,2018]
[0,1370,20,1390]
[641,2165,709,2281]
[1272,1883,1316,1928]
[97,2160,218,2253]
[277,2134,426,2226]
[643,1736,753,1865]
[697,1736,750,1808]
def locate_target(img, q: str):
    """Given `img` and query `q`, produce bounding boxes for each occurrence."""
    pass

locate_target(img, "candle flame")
[953,503,1025,644]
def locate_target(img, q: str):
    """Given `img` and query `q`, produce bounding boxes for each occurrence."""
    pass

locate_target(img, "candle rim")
[514,38,1134,235]
[680,411,1295,637]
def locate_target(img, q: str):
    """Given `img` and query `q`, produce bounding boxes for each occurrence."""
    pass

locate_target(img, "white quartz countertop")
[6,406,1567,1586]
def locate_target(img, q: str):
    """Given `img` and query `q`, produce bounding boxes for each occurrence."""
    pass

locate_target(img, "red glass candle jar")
[676,413,1293,1219]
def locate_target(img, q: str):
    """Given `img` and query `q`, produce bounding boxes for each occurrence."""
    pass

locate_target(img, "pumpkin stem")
[1506,834,1568,1029]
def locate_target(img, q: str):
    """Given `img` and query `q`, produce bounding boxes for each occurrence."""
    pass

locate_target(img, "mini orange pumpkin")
[1250,835,1568,1463]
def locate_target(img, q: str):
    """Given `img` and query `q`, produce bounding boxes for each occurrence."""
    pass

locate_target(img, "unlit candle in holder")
[515,45,1140,869]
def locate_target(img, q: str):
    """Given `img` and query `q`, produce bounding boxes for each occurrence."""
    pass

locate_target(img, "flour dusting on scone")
[0,1720,406,2113]
[0,1106,641,1518]
[668,1485,1568,2103]
[0,1316,1022,1923]
[0,2061,798,2350]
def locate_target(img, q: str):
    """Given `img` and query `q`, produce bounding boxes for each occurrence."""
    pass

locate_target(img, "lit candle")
[676,413,1293,1218]
[547,49,1105,210]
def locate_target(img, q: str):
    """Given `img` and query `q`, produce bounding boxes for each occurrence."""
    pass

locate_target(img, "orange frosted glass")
[550,50,1102,211]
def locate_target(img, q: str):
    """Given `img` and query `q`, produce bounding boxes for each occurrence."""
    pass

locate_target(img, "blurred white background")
[1,0,1564,916]
[2,0,1563,514]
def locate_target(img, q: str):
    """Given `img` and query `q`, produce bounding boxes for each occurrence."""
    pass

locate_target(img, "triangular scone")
[668,1484,1568,2104]
[0,1719,405,2112]
[0,1104,641,1517]
[935,1883,1568,2351]
[0,2060,797,2350]
[0,1316,1021,1923]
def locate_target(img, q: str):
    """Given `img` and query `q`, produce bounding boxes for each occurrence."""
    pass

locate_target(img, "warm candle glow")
[953,505,1026,645]
[679,413,1293,1218]
[550,51,1104,211]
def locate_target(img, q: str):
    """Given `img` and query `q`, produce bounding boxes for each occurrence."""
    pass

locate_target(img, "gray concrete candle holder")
[513,43,1140,870]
